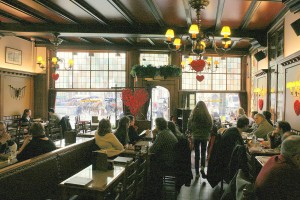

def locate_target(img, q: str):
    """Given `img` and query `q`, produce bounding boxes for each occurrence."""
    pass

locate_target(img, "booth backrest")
[0,138,95,200]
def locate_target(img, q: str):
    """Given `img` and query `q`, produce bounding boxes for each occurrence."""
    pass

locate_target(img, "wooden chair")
[47,126,63,141]
[135,150,149,199]
[75,116,91,134]
[123,159,138,200]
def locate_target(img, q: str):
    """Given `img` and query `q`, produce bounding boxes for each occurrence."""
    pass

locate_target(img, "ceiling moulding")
[283,0,300,13]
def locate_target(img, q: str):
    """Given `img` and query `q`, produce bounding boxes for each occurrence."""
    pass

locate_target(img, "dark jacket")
[17,137,56,162]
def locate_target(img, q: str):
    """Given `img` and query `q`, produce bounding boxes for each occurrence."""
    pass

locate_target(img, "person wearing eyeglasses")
[267,121,291,149]
[0,121,17,159]
[255,135,300,200]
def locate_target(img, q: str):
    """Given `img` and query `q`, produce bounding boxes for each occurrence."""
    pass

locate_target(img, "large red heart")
[294,100,300,116]
[258,99,263,110]
[196,75,205,82]
[190,60,206,72]
[122,88,149,116]
[51,73,59,81]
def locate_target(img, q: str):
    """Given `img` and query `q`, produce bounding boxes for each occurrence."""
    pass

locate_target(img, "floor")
[161,151,227,200]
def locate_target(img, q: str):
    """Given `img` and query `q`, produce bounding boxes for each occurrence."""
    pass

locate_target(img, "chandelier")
[37,33,74,71]
[165,0,233,57]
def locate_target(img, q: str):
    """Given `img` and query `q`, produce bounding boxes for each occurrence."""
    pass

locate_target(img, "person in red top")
[255,135,300,200]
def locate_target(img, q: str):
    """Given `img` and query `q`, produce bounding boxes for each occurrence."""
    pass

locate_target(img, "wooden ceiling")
[0,0,291,53]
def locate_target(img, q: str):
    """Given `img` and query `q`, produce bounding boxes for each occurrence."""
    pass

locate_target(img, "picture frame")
[5,47,22,65]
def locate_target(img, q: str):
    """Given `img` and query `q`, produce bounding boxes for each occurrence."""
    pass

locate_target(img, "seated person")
[149,117,178,198]
[220,117,249,182]
[168,120,184,139]
[127,115,141,144]
[48,108,61,127]
[20,109,32,124]
[237,107,247,120]
[267,121,291,149]
[0,121,17,159]
[250,113,274,140]
[95,119,124,157]
[114,116,130,147]
[248,111,258,127]
[17,122,56,162]
[263,110,273,126]
[255,135,300,200]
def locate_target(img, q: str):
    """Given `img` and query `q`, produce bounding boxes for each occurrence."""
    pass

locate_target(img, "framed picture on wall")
[5,47,22,65]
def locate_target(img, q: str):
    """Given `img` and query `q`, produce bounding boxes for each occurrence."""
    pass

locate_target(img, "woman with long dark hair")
[188,101,212,178]
[114,116,130,146]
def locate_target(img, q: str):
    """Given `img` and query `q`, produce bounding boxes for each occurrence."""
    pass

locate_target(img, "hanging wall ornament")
[52,73,59,81]
[196,75,205,82]
[294,100,300,116]
[258,99,264,110]
[122,88,149,116]
[190,59,206,72]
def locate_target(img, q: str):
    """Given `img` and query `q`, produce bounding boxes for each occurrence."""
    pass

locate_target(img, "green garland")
[130,64,182,78]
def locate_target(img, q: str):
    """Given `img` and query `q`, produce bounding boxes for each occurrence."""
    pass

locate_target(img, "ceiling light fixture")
[165,0,236,57]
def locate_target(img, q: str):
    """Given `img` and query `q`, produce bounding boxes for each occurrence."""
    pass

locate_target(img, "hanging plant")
[130,64,182,78]
[159,65,182,78]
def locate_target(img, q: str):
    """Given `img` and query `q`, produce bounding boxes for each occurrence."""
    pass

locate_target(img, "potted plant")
[131,64,182,79]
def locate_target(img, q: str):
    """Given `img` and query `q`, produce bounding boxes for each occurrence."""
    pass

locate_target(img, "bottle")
[252,135,257,144]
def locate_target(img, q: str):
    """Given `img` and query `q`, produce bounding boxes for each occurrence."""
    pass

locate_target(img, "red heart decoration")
[196,75,205,82]
[294,100,300,116]
[190,60,206,72]
[51,73,59,81]
[258,99,263,110]
[122,89,149,116]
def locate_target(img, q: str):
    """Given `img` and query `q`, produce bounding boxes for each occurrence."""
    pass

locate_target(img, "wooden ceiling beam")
[147,38,155,46]
[0,9,30,23]
[0,23,267,43]
[79,37,93,43]
[215,0,226,30]
[182,0,192,26]
[107,0,136,25]
[99,37,114,44]
[33,0,80,24]
[70,0,109,25]
[145,0,165,27]
[240,0,261,30]
[0,0,54,23]
[123,38,135,45]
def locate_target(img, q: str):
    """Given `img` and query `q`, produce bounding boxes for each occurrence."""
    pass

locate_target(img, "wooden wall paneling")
[34,74,48,120]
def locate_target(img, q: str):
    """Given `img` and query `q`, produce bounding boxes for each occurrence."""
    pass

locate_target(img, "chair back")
[123,159,138,200]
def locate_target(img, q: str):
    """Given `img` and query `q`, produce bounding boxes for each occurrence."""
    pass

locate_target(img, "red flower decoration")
[122,88,149,116]
[258,99,263,110]
[196,75,205,82]
[190,60,206,72]
[51,73,59,81]
[294,100,300,116]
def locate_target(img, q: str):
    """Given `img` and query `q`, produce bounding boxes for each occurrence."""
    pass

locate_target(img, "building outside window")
[182,56,242,120]
[54,52,126,127]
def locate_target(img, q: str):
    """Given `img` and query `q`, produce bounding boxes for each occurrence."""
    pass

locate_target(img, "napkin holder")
[92,151,114,171]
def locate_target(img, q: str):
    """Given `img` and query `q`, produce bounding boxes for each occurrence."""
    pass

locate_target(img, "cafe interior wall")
[284,64,300,131]
[0,36,35,73]
[284,11,300,57]
[256,75,268,113]
[1,74,33,117]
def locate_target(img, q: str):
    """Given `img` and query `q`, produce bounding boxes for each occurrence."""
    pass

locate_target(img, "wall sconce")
[253,87,266,97]
[36,56,74,71]
[286,81,300,97]
[37,56,46,71]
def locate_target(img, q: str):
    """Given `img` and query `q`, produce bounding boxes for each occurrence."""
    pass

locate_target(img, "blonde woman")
[95,119,124,157]
[188,101,212,178]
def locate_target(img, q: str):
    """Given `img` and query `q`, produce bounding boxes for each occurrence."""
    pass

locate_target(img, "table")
[139,130,154,141]
[255,156,272,167]
[0,158,17,169]
[54,137,94,149]
[59,165,125,200]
